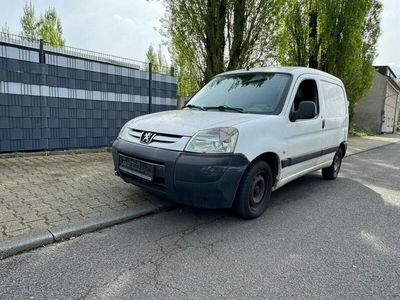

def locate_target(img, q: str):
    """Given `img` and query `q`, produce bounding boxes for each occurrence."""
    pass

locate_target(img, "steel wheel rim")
[250,173,266,207]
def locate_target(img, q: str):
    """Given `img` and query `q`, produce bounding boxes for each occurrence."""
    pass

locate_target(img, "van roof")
[219,66,342,83]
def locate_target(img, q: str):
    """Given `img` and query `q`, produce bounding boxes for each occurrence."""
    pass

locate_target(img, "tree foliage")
[146,44,168,73]
[278,0,382,119]
[161,0,284,96]
[37,8,65,46]
[1,23,10,34]
[162,0,382,117]
[21,1,37,41]
[146,45,159,71]
[20,1,65,46]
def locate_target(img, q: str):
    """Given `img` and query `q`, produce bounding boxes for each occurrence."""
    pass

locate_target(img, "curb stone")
[0,230,54,259]
[50,201,173,242]
[0,200,173,260]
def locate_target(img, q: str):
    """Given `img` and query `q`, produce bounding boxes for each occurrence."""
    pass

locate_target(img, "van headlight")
[185,127,239,153]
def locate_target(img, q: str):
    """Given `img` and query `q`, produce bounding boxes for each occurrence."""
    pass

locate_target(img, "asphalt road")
[1,143,399,299]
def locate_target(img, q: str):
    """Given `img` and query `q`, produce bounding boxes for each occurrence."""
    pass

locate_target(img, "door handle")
[322,119,326,129]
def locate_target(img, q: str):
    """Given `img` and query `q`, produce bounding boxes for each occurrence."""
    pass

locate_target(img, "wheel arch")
[251,152,281,186]
[339,142,347,157]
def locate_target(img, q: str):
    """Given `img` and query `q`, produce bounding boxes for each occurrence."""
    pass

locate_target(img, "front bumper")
[112,139,249,208]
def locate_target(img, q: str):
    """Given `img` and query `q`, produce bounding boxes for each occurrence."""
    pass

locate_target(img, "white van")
[113,67,348,219]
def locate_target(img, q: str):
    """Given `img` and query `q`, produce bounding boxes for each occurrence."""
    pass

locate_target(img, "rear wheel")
[233,161,272,219]
[322,149,343,180]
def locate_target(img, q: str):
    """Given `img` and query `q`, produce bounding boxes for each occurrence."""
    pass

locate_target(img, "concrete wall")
[0,42,177,153]
[352,72,387,133]
[381,81,399,133]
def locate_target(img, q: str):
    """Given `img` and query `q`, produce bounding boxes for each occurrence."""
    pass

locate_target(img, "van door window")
[291,79,319,120]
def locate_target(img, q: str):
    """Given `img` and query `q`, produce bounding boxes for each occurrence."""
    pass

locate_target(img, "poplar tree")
[278,0,382,119]
[146,45,159,72]
[161,0,284,95]
[37,8,65,46]
[20,1,65,46]
[146,45,168,74]
[21,1,37,41]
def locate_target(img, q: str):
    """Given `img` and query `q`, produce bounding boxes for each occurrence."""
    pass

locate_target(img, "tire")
[233,160,273,219]
[322,148,343,180]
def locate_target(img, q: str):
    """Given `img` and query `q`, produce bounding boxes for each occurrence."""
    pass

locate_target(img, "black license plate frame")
[118,154,154,181]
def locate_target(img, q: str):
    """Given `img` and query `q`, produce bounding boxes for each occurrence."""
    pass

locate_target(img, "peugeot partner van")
[112,67,348,219]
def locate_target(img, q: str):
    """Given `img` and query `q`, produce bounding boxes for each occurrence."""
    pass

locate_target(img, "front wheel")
[322,149,343,180]
[233,161,272,219]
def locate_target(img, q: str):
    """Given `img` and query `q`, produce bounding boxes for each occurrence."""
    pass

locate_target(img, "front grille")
[128,129,182,144]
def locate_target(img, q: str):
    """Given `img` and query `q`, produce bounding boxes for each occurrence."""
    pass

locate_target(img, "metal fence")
[0,32,175,76]
[0,32,177,153]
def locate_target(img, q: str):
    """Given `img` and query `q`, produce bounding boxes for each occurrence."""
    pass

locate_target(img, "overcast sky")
[1,0,399,75]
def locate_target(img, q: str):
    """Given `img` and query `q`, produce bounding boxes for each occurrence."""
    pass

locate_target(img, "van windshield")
[186,72,291,114]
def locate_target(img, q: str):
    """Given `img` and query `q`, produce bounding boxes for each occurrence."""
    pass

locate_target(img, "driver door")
[281,75,324,179]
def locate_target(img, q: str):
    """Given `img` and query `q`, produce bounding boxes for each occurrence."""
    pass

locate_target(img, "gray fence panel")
[0,42,177,153]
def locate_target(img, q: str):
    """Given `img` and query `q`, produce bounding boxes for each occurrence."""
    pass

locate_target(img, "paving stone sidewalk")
[347,133,400,155]
[0,151,162,241]
[0,133,399,242]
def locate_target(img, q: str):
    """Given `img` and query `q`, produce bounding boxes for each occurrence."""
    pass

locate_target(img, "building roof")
[375,65,398,79]
[374,66,400,92]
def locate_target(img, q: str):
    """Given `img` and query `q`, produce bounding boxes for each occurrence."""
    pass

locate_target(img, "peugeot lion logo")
[140,132,156,144]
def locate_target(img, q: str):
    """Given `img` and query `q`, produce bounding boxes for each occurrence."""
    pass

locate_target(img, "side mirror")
[291,101,316,121]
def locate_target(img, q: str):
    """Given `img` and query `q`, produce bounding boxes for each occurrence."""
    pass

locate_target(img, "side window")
[291,79,319,116]
[321,81,346,118]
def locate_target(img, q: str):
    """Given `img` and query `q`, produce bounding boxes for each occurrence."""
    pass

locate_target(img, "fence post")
[38,39,49,149]
[39,39,45,64]
[148,62,152,114]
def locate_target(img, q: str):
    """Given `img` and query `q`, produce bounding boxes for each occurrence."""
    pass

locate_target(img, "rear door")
[281,75,325,179]
[319,80,348,163]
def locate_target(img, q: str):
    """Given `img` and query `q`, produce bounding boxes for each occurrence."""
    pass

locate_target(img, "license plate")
[118,154,154,181]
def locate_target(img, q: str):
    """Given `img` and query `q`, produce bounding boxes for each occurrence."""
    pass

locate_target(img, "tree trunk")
[204,0,227,83]
[227,0,246,70]
[308,10,319,68]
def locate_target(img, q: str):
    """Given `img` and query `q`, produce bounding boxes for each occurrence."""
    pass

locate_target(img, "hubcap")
[250,173,266,207]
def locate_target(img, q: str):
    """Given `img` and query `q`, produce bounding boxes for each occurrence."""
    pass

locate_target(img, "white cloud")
[113,14,136,25]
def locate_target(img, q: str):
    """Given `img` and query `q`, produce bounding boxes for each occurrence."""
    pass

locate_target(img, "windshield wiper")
[184,104,207,111]
[204,105,244,113]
